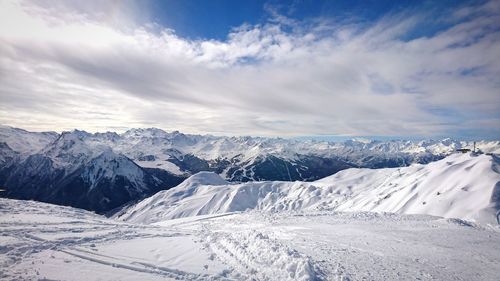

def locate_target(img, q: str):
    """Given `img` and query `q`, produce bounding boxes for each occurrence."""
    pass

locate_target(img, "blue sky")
[0,0,499,139]
[146,0,471,40]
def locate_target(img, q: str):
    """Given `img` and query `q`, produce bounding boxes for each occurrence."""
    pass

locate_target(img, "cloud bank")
[0,0,499,138]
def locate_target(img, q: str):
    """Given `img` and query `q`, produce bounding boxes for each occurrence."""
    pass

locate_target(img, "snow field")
[1,198,500,280]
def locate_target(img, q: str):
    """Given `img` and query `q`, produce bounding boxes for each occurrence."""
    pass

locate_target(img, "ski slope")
[1,198,499,281]
[116,153,500,224]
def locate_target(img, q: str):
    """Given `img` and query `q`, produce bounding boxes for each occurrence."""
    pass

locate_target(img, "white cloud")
[0,0,499,138]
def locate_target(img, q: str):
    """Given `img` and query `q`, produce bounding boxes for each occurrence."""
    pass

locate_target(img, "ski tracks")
[60,247,227,281]
[0,218,229,281]
[200,222,326,281]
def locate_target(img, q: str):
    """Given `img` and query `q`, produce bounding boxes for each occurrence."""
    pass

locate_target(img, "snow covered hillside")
[1,124,499,213]
[116,153,500,224]
[1,198,499,281]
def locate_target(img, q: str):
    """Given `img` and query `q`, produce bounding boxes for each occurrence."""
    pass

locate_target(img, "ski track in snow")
[0,199,232,281]
[192,211,500,281]
[1,198,500,280]
[201,225,322,281]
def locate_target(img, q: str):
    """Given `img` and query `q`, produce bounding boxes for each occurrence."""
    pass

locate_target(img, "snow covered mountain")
[115,153,500,224]
[0,125,58,155]
[0,124,499,213]
[0,128,184,213]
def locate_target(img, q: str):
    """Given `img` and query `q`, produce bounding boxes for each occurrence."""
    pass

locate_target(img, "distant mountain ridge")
[0,124,499,213]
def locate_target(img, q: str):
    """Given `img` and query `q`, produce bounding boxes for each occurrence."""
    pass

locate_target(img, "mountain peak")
[68,129,91,138]
[181,171,229,187]
[122,128,168,138]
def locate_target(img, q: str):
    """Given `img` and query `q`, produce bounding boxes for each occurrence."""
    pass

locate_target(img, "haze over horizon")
[2,123,498,142]
[1,0,499,139]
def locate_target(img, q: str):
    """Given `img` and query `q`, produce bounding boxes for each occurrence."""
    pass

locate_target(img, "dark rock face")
[138,155,156,161]
[0,143,19,184]
[292,155,357,181]
[169,154,211,174]
[165,154,355,182]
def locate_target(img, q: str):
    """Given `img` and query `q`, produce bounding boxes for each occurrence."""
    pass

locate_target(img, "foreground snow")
[1,198,499,281]
[116,153,500,224]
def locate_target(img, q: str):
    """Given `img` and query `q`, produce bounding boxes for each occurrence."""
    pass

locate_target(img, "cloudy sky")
[0,0,499,138]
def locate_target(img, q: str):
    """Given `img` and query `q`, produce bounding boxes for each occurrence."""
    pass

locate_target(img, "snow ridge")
[117,153,500,224]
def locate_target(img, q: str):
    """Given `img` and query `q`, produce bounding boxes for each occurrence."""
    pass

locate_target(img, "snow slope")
[0,125,58,155]
[1,198,500,281]
[116,153,500,224]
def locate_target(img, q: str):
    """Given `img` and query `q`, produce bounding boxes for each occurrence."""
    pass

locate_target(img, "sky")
[0,0,499,139]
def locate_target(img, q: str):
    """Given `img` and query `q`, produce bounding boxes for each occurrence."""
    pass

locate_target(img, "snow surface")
[116,153,500,224]
[1,198,499,281]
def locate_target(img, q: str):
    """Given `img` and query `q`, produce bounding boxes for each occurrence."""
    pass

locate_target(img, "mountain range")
[1,125,499,213]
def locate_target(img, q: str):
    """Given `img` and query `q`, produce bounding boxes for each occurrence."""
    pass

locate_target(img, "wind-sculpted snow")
[2,198,499,280]
[116,153,500,224]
